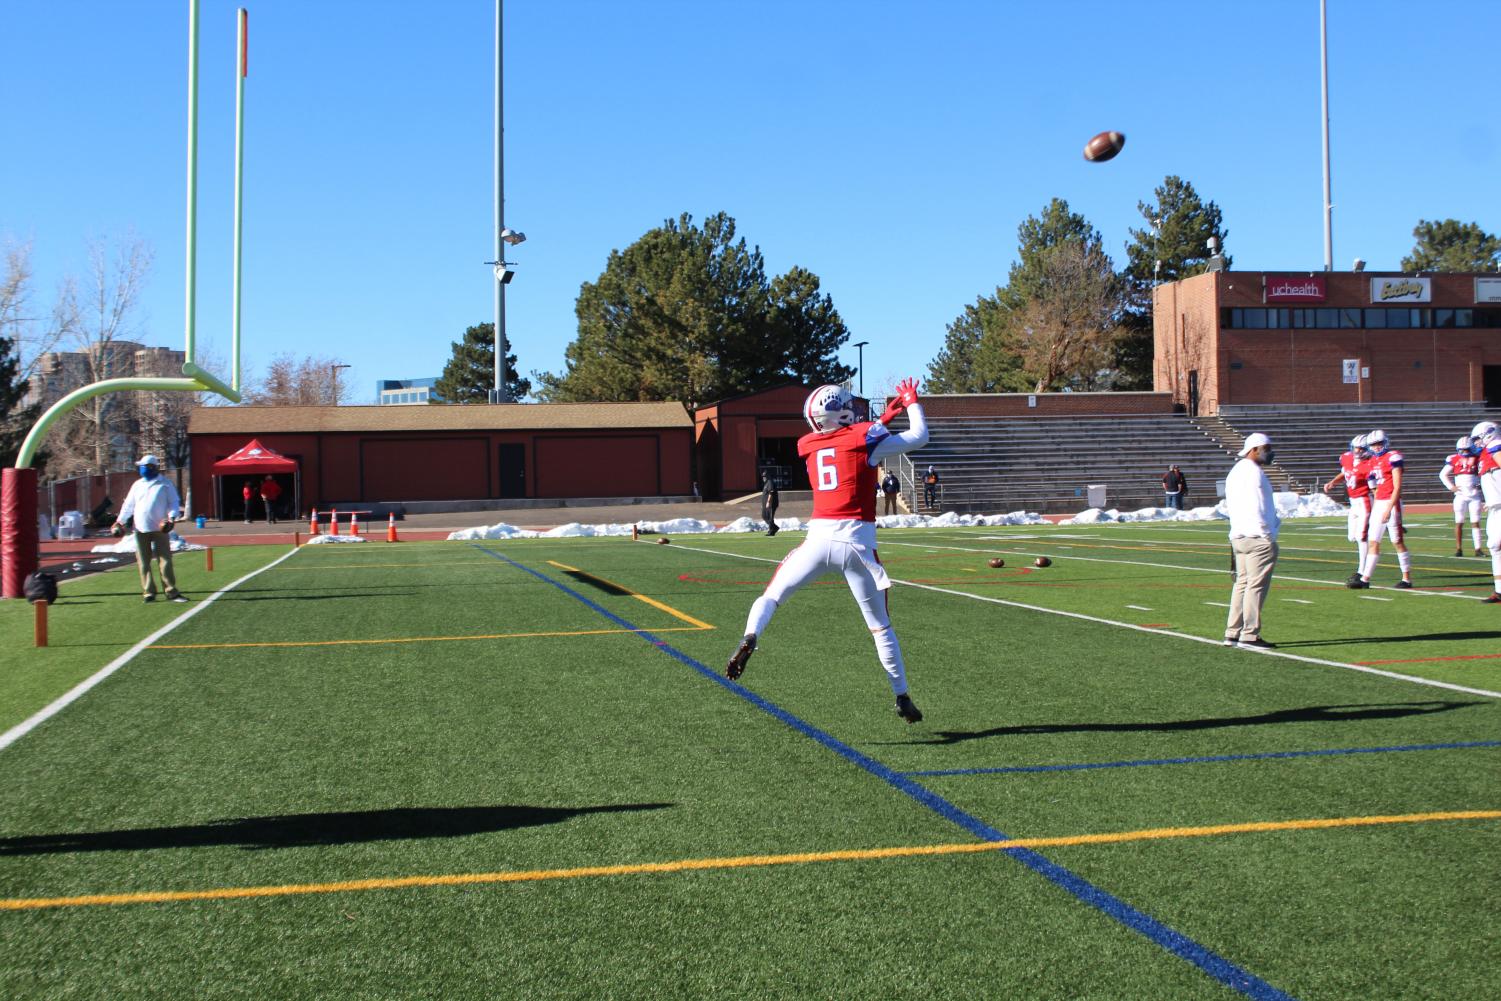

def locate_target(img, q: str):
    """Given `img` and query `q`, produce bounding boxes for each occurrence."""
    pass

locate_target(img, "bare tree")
[1,238,77,385]
[48,236,154,499]
[244,353,348,406]
[1013,241,1126,393]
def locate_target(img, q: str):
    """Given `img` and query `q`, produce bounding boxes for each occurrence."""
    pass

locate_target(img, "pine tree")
[1401,219,1501,272]
[0,333,38,466]
[432,323,530,403]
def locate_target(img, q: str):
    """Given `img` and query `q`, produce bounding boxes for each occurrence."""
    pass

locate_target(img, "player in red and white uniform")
[1350,429,1413,588]
[1323,433,1373,579]
[1440,435,1485,557]
[1472,421,1501,603]
[725,378,930,723]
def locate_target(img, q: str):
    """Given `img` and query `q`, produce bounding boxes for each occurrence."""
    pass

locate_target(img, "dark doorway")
[498,444,526,498]
[1187,370,1200,417]
[757,436,810,489]
[1484,365,1501,407]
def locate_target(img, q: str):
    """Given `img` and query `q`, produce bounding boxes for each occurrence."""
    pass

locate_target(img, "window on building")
[1456,309,1474,328]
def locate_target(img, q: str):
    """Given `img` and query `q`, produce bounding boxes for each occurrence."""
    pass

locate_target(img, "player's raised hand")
[895,377,920,407]
[878,395,906,425]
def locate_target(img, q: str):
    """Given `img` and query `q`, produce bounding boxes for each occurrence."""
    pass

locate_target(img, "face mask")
[139,465,159,480]
[1262,447,1276,464]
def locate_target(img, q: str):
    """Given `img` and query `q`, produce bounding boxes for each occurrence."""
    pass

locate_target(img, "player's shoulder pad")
[863,421,891,446]
[1388,450,1404,464]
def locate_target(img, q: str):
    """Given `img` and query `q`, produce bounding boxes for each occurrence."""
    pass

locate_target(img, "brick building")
[1154,271,1501,415]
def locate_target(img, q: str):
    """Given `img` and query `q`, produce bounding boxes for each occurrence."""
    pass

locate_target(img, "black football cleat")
[1345,572,1363,585]
[725,635,757,680]
[895,693,924,724]
[1238,637,1277,649]
[1484,593,1501,604]
[1347,578,1370,589]
[1455,549,1464,557]
[1477,549,1488,558]
[1395,580,1413,589]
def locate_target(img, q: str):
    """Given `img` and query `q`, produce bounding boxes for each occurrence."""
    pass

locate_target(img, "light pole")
[330,363,350,405]
[852,340,869,396]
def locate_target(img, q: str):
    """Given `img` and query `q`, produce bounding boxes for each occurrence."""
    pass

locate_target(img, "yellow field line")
[3,809,1494,912]
[150,626,708,651]
[546,561,715,630]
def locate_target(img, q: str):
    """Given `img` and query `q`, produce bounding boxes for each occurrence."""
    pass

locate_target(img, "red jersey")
[798,421,889,521]
[1367,449,1404,501]
[1480,446,1501,508]
[1338,451,1370,498]
[1446,452,1480,478]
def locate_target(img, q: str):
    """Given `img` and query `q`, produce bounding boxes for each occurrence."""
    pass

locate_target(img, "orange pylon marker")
[632,524,639,541]
[386,512,400,543]
[205,547,214,572]
[34,600,48,648]
[350,512,360,536]
[294,530,301,548]
[309,509,319,535]
[330,509,339,536]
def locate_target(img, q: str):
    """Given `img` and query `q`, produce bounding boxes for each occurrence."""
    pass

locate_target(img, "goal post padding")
[2,467,39,599]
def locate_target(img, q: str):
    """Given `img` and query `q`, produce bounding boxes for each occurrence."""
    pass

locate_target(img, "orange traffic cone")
[330,508,339,536]
[309,509,319,535]
[350,512,360,536]
[386,512,400,543]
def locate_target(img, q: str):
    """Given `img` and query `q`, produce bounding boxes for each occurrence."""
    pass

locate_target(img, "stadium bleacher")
[898,401,1500,514]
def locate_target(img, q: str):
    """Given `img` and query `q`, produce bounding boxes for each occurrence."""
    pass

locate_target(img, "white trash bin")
[1086,484,1107,508]
[57,511,86,540]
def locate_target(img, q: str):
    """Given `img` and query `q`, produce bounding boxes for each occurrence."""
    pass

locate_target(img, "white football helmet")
[1349,433,1367,455]
[1366,429,1388,453]
[1456,435,1474,454]
[804,384,856,433]
[1471,420,1499,445]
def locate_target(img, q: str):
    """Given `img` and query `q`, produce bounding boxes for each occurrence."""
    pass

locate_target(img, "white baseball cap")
[1238,433,1271,456]
[136,453,160,466]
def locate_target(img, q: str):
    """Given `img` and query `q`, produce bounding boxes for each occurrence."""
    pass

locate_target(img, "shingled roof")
[188,402,693,434]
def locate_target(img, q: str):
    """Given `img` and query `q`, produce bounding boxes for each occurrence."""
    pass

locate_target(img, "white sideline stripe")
[0,548,303,753]
[1126,605,1153,611]
[664,540,1501,701]
[1360,596,1394,602]
[882,538,1486,602]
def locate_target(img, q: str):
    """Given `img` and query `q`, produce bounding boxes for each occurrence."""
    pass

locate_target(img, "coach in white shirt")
[1224,433,1280,649]
[111,454,188,603]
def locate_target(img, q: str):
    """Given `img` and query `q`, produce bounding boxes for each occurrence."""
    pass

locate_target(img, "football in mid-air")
[988,558,1005,568]
[1034,556,1052,568]
[1082,130,1125,162]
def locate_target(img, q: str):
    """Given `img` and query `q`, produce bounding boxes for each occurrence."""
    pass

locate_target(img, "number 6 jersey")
[798,421,892,522]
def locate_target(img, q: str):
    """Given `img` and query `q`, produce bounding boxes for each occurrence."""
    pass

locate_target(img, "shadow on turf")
[886,701,1485,746]
[0,803,672,855]
[1271,631,1501,648]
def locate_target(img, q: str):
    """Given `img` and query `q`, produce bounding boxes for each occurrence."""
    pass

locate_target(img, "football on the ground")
[988,558,1005,568]
[1082,130,1125,162]
[1034,556,1052,568]
[657,537,670,545]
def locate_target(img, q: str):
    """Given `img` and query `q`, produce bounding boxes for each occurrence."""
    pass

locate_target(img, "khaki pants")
[1226,536,1277,641]
[133,530,178,598]
[883,493,898,515]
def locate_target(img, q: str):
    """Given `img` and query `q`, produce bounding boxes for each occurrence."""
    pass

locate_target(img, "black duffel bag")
[23,572,58,605]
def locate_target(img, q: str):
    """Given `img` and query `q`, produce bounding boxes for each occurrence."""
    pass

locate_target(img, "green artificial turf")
[1,519,1498,1000]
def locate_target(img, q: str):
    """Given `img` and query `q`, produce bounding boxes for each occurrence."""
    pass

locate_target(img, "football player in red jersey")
[1323,433,1373,580]
[1472,421,1501,602]
[1350,429,1413,589]
[725,378,930,723]
[1441,436,1485,557]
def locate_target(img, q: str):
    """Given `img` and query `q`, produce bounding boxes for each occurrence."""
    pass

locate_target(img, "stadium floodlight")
[500,228,526,246]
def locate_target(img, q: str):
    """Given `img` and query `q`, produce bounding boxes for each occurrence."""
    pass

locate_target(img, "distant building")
[376,378,440,405]
[24,341,185,411]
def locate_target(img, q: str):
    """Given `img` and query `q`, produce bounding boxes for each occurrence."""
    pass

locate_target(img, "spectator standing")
[760,471,780,537]
[1223,433,1279,648]
[1162,465,1187,509]
[259,474,282,524]
[241,481,254,523]
[111,454,188,604]
[923,465,940,509]
[880,467,901,515]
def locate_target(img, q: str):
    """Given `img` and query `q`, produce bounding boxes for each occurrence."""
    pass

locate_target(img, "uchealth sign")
[1371,276,1431,303]
[1266,276,1326,302]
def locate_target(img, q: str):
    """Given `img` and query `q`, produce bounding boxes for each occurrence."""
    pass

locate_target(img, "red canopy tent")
[209,439,300,521]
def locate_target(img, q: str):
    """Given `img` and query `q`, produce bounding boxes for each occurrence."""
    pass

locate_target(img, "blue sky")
[3,0,1497,403]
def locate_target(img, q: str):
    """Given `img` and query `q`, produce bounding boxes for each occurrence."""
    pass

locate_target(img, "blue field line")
[472,544,1297,1001]
[904,740,1501,778]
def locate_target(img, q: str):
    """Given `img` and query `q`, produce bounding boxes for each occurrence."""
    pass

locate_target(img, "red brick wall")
[1160,270,1501,410]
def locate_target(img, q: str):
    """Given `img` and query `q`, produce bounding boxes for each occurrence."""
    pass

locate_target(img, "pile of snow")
[1060,492,1346,526]
[448,510,1048,541]
[306,534,369,544]
[91,531,206,554]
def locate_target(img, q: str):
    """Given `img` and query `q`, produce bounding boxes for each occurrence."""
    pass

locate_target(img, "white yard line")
[1283,599,1315,605]
[664,540,1501,701]
[1126,605,1153,612]
[1,547,302,753]
[1203,601,1231,608]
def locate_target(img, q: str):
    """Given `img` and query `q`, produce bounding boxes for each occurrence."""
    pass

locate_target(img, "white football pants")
[743,538,909,694]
